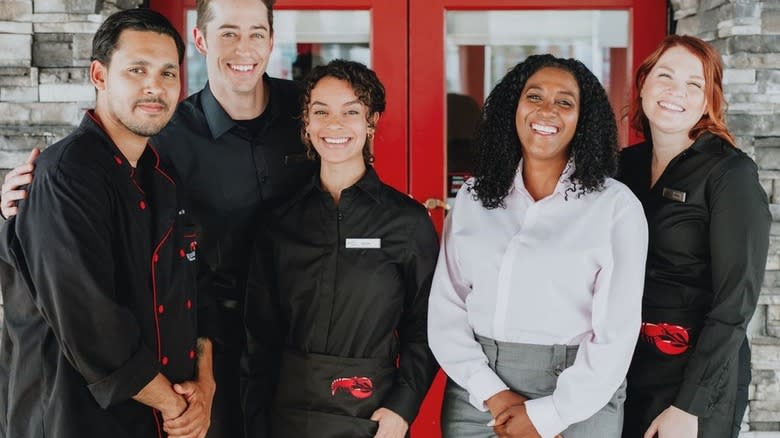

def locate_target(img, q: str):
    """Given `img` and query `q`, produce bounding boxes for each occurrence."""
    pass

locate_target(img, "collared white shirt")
[428,161,648,438]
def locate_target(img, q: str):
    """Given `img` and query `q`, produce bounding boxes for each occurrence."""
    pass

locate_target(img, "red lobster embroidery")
[640,322,690,355]
[331,376,374,399]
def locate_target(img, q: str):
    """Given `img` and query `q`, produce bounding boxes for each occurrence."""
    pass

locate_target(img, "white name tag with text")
[345,238,381,249]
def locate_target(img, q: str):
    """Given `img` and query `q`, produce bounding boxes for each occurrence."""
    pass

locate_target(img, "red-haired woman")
[617,35,770,438]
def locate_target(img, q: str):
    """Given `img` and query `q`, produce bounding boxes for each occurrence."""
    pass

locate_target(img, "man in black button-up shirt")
[154,72,313,438]
[0,10,216,438]
[151,1,316,436]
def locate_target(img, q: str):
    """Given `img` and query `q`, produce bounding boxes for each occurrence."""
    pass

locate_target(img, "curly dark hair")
[471,54,618,209]
[300,59,386,164]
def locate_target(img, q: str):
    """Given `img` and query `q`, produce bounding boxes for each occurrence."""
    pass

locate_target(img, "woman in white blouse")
[428,54,649,438]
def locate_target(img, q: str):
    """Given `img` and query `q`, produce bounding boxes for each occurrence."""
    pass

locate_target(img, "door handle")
[423,198,450,211]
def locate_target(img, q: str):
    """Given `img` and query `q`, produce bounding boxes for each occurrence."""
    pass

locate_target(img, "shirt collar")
[201,73,280,140]
[513,157,577,200]
[301,165,384,204]
[690,132,728,154]
[81,110,160,179]
[352,166,383,203]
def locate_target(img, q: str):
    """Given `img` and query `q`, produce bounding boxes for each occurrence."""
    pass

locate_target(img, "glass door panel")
[185,10,371,95]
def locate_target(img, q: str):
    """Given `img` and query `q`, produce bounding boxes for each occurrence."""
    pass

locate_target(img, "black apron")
[622,308,738,438]
[271,349,396,438]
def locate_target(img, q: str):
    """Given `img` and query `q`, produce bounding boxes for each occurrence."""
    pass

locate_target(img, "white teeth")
[659,101,684,112]
[324,137,349,144]
[230,64,254,72]
[531,123,558,134]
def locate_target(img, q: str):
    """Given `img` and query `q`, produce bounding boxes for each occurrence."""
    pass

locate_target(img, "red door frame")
[150,0,409,191]
[409,0,667,231]
[151,1,666,437]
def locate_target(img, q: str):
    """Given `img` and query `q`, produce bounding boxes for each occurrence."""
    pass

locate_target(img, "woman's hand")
[644,405,697,438]
[493,403,541,438]
[371,407,408,438]
[486,390,528,420]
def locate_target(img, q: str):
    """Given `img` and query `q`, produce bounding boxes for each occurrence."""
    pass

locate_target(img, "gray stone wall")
[673,0,780,433]
[0,0,777,434]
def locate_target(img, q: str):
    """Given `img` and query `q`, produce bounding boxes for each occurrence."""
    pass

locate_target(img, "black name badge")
[662,188,687,203]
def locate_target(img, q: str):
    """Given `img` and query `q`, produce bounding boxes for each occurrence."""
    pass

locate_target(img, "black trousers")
[622,337,741,438]
[207,304,245,438]
[732,338,751,438]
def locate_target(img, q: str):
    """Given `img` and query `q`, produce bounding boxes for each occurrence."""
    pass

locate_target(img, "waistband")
[476,335,579,375]
[642,307,705,325]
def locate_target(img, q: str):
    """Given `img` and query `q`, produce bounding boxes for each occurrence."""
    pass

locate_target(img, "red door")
[150,1,666,436]
[152,0,408,190]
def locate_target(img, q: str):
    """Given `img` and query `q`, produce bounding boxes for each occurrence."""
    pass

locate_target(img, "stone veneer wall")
[0,0,778,433]
[670,0,780,432]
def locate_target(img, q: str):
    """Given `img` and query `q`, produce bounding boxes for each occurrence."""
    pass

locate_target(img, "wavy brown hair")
[631,34,735,146]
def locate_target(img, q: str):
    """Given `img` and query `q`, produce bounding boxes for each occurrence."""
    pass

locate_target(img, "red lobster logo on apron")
[331,376,374,399]
[640,322,690,355]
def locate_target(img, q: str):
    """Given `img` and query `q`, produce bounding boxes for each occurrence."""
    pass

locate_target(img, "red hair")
[631,35,735,146]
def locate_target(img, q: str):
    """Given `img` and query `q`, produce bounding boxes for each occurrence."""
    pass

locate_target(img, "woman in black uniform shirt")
[618,35,770,438]
[242,60,439,438]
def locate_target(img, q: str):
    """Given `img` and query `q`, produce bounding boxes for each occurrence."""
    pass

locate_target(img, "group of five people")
[0,1,770,438]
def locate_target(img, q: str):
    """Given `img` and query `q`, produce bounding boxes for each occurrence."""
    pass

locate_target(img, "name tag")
[345,238,381,249]
[662,188,687,203]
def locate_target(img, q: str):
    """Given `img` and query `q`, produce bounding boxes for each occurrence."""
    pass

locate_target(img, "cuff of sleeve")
[524,395,567,438]
[466,367,509,411]
[383,385,421,425]
[674,382,716,418]
[87,344,160,409]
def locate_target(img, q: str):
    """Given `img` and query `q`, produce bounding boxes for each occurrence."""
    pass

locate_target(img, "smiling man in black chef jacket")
[0,9,217,438]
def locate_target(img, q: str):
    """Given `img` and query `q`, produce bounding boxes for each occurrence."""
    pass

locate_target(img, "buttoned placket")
[492,165,574,339]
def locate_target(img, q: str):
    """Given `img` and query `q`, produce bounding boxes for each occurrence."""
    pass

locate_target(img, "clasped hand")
[486,390,563,438]
[163,377,216,438]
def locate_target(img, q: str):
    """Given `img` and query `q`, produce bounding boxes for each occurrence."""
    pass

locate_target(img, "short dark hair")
[91,9,185,66]
[471,54,618,209]
[196,0,275,35]
[300,59,386,164]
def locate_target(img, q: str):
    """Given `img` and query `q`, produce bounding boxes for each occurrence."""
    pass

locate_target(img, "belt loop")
[552,345,565,376]
[488,338,498,369]
[478,335,499,369]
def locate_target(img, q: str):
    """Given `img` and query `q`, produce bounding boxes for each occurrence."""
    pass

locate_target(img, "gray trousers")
[442,335,626,438]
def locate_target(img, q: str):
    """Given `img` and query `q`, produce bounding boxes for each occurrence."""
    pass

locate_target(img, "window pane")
[185,10,371,96]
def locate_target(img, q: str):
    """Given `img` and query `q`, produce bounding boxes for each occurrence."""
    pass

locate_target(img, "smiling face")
[194,0,273,97]
[93,29,180,139]
[305,76,378,168]
[640,45,707,139]
[515,66,580,166]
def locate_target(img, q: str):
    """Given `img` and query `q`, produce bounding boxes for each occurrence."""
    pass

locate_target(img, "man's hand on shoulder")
[2,148,39,218]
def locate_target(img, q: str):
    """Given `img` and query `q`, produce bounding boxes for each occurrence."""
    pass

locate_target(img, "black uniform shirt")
[152,76,316,302]
[0,113,205,438]
[617,133,770,417]
[244,167,440,424]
